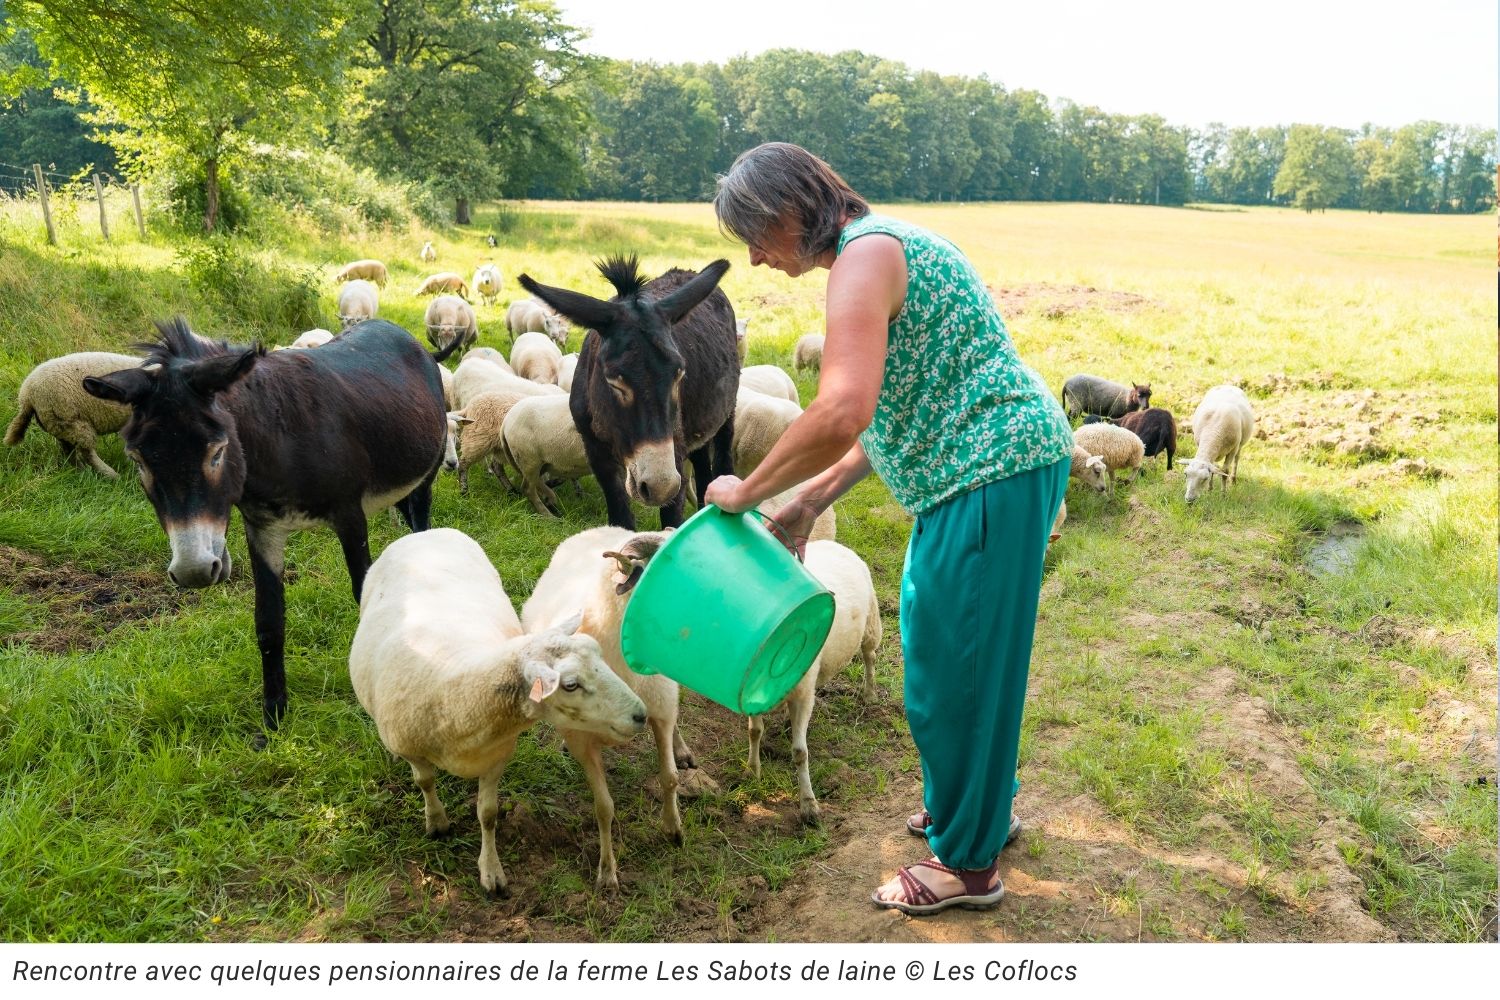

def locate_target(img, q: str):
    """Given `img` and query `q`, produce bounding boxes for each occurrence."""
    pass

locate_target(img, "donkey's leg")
[244,522,288,740]
[582,435,634,530]
[687,446,712,511]
[404,469,437,532]
[332,508,372,604]
[711,415,736,483]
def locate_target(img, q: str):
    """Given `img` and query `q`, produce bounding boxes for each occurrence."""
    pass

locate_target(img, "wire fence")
[0,162,149,246]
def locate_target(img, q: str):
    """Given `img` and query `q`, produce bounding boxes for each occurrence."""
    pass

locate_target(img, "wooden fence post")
[93,173,111,242]
[33,164,57,246]
[131,183,146,239]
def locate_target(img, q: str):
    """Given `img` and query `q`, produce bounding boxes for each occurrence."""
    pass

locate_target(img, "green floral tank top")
[838,214,1073,514]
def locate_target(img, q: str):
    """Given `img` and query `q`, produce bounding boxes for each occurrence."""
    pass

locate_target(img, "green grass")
[0,194,1494,942]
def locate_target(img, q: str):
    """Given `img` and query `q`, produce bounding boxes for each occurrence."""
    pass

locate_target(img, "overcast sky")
[553,0,1497,131]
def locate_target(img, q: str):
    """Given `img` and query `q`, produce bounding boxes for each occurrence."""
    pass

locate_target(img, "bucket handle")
[754,510,806,563]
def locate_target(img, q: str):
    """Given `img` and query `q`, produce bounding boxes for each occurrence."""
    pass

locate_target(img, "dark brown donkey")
[84,318,456,738]
[518,256,739,530]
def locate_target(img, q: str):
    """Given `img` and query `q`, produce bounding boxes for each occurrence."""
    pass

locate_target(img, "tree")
[0,19,116,192]
[1274,125,1355,212]
[584,62,720,200]
[9,0,351,231]
[344,0,596,223]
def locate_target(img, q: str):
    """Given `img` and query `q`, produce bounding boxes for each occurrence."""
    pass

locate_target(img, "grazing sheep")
[415,272,470,299]
[473,263,503,306]
[733,388,802,477]
[1184,385,1254,503]
[462,346,512,373]
[758,486,837,545]
[735,318,748,365]
[1073,423,1145,489]
[501,394,590,516]
[1081,413,1113,425]
[486,234,498,249]
[1118,406,1178,470]
[747,539,881,823]
[451,388,534,493]
[520,527,698,890]
[793,332,824,372]
[452,354,559,409]
[335,259,388,287]
[1061,374,1150,421]
[337,279,379,329]
[739,364,799,403]
[419,241,436,263]
[510,331,563,385]
[349,528,646,896]
[441,410,470,472]
[290,328,334,349]
[505,298,569,348]
[558,353,579,391]
[5,351,138,477]
[437,365,455,408]
[1069,444,1110,494]
[423,294,479,353]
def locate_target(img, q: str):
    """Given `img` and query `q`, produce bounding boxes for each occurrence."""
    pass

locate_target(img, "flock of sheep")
[4,238,1255,898]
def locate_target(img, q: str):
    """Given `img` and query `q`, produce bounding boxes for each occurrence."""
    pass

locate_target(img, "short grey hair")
[713,143,869,261]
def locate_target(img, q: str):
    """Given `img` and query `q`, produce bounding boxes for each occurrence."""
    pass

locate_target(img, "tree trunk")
[204,157,221,233]
[454,197,470,225]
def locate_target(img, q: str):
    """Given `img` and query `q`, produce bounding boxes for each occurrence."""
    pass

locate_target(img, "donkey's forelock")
[595,255,647,300]
[135,316,257,368]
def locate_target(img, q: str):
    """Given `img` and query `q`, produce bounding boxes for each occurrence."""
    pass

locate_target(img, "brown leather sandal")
[870,859,1005,915]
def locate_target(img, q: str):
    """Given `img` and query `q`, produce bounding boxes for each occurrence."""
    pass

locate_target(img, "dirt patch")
[988,283,1158,319]
[1251,388,1446,466]
[0,545,191,652]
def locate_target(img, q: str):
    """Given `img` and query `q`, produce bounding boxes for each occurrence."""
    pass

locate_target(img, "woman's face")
[748,217,812,277]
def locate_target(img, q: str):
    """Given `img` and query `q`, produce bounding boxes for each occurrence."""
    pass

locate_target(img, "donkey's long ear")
[185,346,260,396]
[83,367,155,406]
[518,274,617,332]
[652,259,730,324]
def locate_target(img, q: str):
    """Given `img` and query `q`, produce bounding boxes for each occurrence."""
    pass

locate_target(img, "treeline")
[1,1,1493,232]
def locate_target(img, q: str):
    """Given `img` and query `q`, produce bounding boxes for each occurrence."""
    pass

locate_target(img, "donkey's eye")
[606,377,631,401]
[209,443,226,468]
[561,677,581,692]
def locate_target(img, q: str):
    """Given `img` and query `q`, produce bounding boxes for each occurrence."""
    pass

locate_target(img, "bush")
[239,147,419,234]
[162,171,252,233]
[175,236,323,337]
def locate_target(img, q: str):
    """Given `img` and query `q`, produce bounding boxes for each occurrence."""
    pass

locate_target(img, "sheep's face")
[1128,383,1152,411]
[521,622,647,741]
[1182,458,1225,503]
[1083,455,1109,493]
[543,311,569,347]
[84,350,256,589]
[443,412,472,472]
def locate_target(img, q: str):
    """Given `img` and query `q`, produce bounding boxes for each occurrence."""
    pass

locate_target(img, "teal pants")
[901,458,1069,870]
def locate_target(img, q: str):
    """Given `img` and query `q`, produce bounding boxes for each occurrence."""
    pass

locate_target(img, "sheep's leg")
[476,741,517,897]
[671,727,697,770]
[562,730,619,891]
[747,714,765,778]
[522,469,555,518]
[787,680,819,824]
[648,714,684,845]
[66,423,118,479]
[244,522,288,740]
[537,470,563,513]
[860,607,882,701]
[407,756,450,837]
[458,464,469,495]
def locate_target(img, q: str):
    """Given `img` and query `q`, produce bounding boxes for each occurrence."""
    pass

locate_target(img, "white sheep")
[501,394,589,516]
[793,332,824,372]
[349,528,646,896]
[558,353,579,391]
[423,294,478,353]
[473,263,503,306]
[290,328,334,349]
[735,318,749,365]
[739,364,799,403]
[1069,444,1109,494]
[337,279,379,329]
[442,410,471,472]
[335,259,388,287]
[1184,384,1255,503]
[5,351,138,477]
[733,388,802,477]
[1072,424,1144,490]
[462,346,513,373]
[451,388,535,493]
[510,330,563,385]
[419,241,436,263]
[748,539,881,823]
[520,527,698,890]
[506,298,569,348]
[452,353,559,409]
[437,364,455,408]
[415,272,470,298]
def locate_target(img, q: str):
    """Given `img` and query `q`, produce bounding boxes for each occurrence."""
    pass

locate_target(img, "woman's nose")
[749,247,766,267]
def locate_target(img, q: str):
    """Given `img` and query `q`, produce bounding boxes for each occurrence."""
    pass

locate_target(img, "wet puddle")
[1305,520,1366,578]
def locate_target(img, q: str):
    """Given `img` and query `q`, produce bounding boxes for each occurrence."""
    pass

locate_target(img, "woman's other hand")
[705,475,750,512]
[762,497,819,560]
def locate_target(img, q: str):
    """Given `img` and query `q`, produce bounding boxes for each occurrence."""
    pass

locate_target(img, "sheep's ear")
[448,410,474,425]
[555,611,583,636]
[186,346,259,396]
[528,664,560,703]
[518,274,617,332]
[83,367,155,405]
[652,259,730,324]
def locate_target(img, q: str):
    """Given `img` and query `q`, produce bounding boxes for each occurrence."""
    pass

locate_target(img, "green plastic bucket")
[619,504,835,715]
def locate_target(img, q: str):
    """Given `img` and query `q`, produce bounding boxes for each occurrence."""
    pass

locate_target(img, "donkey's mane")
[595,254,647,299]
[135,316,258,367]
